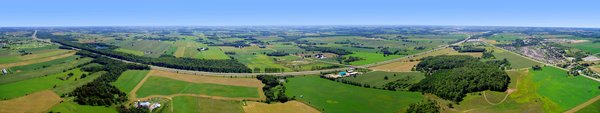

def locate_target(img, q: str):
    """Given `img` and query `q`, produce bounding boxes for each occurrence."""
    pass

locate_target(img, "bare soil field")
[370,61,419,72]
[0,90,62,113]
[0,51,75,68]
[243,101,321,113]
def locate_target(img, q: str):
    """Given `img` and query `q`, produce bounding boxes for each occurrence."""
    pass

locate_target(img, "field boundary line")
[564,95,600,113]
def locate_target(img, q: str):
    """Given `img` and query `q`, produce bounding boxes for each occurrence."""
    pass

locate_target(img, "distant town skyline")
[1,0,599,28]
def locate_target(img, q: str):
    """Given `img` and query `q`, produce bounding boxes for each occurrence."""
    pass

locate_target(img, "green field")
[576,100,600,113]
[0,69,100,99]
[528,66,600,112]
[0,56,93,84]
[111,40,172,58]
[564,42,600,54]
[112,70,149,93]
[285,76,423,113]
[196,47,230,60]
[114,48,145,56]
[341,71,424,88]
[233,54,292,72]
[0,49,71,64]
[492,48,542,69]
[48,99,118,113]
[346,51,404,65]
[487,33,525,42]
[172,96,244,113]
[136,76,260,98]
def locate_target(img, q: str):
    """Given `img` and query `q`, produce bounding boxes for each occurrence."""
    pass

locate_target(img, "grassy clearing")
[370,61,419,72]
[173,96,244,113]
[0,56,93,85]
[564,42,600,54]
[136,76,260,98]
[487,33,525,42]
[0,49,71,64]
[285,76,423,113]
[341,71,424,88]
[0,68,100,99]
[149,70,263,88]
[528,66,600,112]
[491,48,542,69]
[112,40,172,58]
[233,54,291,72]
[347,51,404,65]
[243,101,321,113]
[48,98,118,113]
[114,48,145,56]
[112,70,149,94]
[0,90,62,113]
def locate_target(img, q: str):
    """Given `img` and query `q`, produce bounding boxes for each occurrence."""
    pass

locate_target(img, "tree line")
[256,75,292,103]
[298,46,353,55]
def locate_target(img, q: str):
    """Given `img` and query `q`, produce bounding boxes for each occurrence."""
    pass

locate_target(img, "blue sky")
[1,0,599,27]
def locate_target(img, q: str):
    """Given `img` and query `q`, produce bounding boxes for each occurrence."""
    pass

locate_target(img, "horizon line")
[1,24,599,29]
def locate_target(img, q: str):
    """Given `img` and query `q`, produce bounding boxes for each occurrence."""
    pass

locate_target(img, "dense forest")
[69,54,150,106]
[38,32,252,73]
[410,55,510,102]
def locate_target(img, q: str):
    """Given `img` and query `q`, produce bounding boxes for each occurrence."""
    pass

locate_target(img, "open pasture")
[173,96,244,113]
[113,70,149,94]
[0,68,98,99]
[135,76,261,99]
[0,90,62,113]
[48,98,118,113]
[285,76,423,113]
[111,40,172,57]
[0,56,92,84]
[341,71,424,88]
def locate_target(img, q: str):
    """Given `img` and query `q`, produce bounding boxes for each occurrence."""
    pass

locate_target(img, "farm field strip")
[242,101,321,113]
[0,90,62,113]
[0,50,76,68]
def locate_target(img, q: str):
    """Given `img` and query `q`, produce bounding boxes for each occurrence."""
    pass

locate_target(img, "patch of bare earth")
[0,90,62,113]
[370,61,419,72]
[243,101,321,113]
[148,70,263,88]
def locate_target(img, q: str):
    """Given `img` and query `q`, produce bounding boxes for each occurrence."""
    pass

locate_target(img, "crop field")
[113,70,149,94]
[0,56,93,84]
[135,76,261,98]
[341,71,424,88]
[173,96,244,113]
[48,98,118,113]
[285,76,423,113]
[173,40,202,58]
[0,68,98,99]
[0,50,76,68]
[491,47,542,69]
[111,40,172,57]
[148,70,263,88]
[242,101,321,113]
[114,48,144,56]
[232,54,292,72]
[563,42,600,54]
[0,90,62,113]
[0,49,71,64]
[346,51,404,65]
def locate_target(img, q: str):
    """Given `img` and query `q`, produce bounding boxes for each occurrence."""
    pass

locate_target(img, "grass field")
[114,48,145,56]
[492,47,542,69]
[48,98,118,113]
[172,96,244,113]
[528,66,600,112]
[234,54,292,72]
[0,90,62,113]
[135,76,260,98]
[341,71,424,88]
[285,76,423,113]
[243,101,321,113]
[564,42,600,54]
[0,68,99,99]
[576,100,600,113]
[0,50,75,68]
[112,70,149,94]
[487,33,525,42]
[149,70,263,88]
[0,49,71,64]
[0,56,92,85]
[196,47,230,60]
[369,48,481,72]
[346,51,404,65]
[111,40,172,58]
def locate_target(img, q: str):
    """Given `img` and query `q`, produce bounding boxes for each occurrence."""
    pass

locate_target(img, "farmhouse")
[197,47,208,51]
[323,69,362,78]
[134,100,161,110]
[315,54,326,59]
[144,51,153,55]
